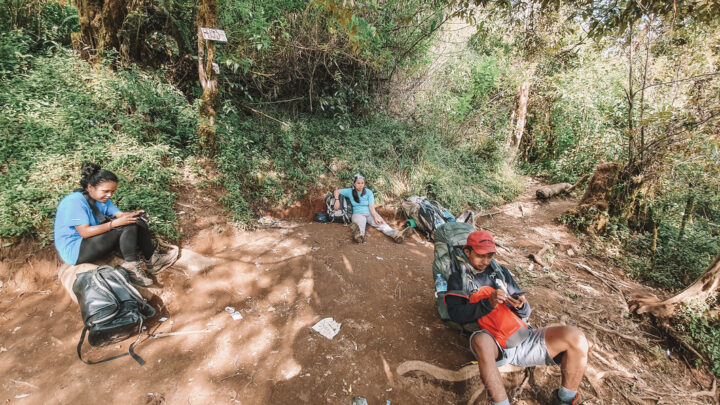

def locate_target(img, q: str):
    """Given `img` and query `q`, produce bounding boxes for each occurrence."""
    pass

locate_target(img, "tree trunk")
[629,253,720,318]
[505,79,531,163]
[535,183,573,200]
[72,0,129,59]
[678,194,695,239]
[196,0,218,155]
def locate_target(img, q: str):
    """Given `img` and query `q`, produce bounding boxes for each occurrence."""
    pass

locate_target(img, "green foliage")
[523,48,626,183]
[215,0,444,113]
[0,28,33,76]
[678,303,720,377]
[0,0,78,48]
[626,224,719,289]
[216,111,522,223]
[0,51,196,243]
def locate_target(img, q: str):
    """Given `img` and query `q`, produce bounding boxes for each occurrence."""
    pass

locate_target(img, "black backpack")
[325,193,353,225]
[73,265,156,365]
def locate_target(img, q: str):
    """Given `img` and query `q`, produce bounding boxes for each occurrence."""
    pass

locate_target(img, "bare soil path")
[0,178,717,404]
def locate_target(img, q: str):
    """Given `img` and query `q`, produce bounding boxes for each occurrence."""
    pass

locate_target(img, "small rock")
[567,249,575,257]
[173,249,216,273]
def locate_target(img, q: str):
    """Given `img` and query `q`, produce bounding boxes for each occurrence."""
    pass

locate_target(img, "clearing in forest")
[0,178,716,404]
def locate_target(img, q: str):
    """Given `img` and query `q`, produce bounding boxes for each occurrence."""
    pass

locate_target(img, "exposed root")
[528,245,550,267]
[396,361,479,382]
[467,387,485,405]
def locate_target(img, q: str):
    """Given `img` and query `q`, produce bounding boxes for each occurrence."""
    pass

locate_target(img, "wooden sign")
[200,28,227,42]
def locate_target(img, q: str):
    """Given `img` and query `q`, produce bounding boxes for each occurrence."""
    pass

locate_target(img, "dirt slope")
[0,178,717,404]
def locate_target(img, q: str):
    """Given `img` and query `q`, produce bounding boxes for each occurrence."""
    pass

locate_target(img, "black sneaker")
[551,389,583,405]
[122,261,154,287]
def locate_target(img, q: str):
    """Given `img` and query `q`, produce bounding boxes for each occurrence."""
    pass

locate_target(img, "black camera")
[134,211,149,222]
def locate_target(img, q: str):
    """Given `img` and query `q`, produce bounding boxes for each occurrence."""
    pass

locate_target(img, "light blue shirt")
[53,192,120,264]
[339,188,375,215]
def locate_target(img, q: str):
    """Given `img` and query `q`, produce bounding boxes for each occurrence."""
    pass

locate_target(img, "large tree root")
[396,361,479,382]
[397,361,525,404]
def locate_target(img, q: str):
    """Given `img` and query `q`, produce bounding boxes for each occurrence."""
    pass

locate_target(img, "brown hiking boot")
[392,227,414,244]
[122,261,154,287]
[146,245,179,275]
[350,223,364,243]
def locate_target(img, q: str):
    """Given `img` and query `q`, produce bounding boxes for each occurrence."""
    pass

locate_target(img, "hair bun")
[81,162,100,179]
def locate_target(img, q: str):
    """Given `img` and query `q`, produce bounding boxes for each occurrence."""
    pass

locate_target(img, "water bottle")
[435,273,447,293]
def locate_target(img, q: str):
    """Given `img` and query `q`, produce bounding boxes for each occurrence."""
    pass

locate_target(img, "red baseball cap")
[464,230,496,255]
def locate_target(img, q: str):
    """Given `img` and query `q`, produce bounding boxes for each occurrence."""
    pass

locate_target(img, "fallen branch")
[529,245,550,267]
[567,173,591,193]
[536,183,573,200]
[575,262,622,294]
[476,206,516,217]
[657,320,708,364]
[591,323,647,346]
[149,329,212,339]
[244,106,290,128]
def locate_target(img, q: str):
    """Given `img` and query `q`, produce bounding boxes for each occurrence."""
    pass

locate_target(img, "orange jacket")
[468,286,528,348]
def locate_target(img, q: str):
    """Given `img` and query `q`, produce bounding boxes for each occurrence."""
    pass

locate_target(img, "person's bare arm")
[369,204,385,224]
[333,189,341,210]
[75,215,138,238]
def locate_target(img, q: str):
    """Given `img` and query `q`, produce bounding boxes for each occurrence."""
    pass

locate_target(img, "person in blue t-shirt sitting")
[54,163,176,287]
[332,174,413,244]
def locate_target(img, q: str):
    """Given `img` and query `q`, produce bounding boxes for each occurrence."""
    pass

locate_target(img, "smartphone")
[511,290,527,299]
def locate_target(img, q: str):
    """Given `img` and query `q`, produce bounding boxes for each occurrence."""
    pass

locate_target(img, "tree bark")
[629,253,720,318]
[506,79,531,163]
[196,0,218,155]
[678,193,695,239]
[72,0,129,59]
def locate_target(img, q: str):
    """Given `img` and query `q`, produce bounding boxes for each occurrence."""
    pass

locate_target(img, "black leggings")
[76,224,154,264]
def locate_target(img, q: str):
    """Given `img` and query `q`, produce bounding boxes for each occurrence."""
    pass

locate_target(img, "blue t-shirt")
[339,188,375,215]
[53,192,120,265]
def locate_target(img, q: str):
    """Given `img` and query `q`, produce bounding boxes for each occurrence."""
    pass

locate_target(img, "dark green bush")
[627,224,719,289]
[0,51,196,243]
[678,305,720,377]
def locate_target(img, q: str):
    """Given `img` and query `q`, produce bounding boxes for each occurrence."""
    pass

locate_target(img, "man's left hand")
[506,294,526,309]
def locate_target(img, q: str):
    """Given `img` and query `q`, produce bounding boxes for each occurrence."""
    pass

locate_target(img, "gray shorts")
[469,328,560,367]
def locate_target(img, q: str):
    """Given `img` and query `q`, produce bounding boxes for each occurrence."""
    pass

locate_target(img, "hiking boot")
[122,261,154,287]
[146,245,179,275]
[550,389,583,405]
[392,226,414,244]
[350,223,364,243]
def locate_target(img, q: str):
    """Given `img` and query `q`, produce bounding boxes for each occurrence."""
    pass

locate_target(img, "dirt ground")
[1,178,718,405]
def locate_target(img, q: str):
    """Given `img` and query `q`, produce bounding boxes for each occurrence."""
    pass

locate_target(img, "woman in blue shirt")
[332,174,413,243]
[54,163,175,286]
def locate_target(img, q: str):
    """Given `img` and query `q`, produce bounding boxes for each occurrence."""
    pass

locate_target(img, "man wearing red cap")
[445,230,588,405]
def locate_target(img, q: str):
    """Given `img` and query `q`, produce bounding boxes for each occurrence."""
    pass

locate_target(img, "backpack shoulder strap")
[77,326,145,365]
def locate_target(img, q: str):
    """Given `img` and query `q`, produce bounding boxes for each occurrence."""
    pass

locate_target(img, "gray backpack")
[325,193,353,225]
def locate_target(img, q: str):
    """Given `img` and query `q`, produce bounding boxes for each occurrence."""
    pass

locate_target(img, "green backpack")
[433,222,480,333]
